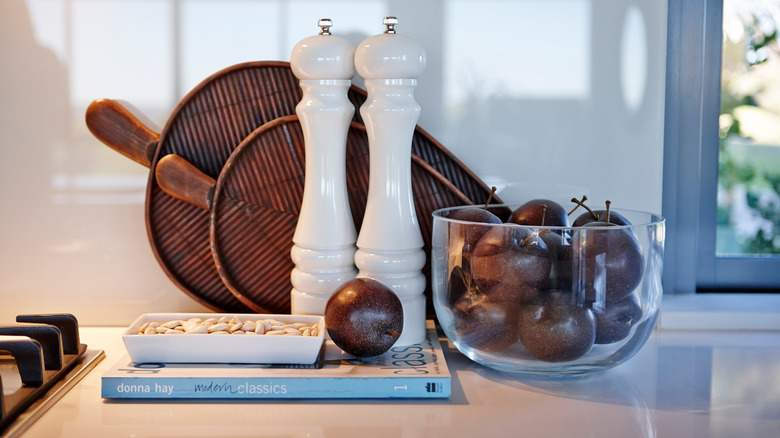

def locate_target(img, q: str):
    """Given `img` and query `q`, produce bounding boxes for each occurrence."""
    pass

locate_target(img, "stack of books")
[102,322,451,399]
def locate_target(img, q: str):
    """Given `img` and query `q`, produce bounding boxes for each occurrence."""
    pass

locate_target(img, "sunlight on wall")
[2,0,667,324]
[444,0,591,103]
[621,6,648,112]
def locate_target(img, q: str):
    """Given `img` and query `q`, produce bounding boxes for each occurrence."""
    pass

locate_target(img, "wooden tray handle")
[155,154,216,211]
[85,98,159,168]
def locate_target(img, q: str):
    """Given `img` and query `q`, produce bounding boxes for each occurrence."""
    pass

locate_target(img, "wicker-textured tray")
[87,62,368,312]
[155,115,502,315]
[87,61,504,315]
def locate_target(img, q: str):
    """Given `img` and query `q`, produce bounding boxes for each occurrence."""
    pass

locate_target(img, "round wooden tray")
[88,62,367,312]
[155,115,504,315]
[88,61,505,315]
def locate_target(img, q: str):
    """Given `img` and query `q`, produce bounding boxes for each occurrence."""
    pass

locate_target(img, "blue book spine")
[102,376,450,399]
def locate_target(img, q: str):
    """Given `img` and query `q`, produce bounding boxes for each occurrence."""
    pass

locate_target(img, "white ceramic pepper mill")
[354,17,427,345]
[289,19,357,315]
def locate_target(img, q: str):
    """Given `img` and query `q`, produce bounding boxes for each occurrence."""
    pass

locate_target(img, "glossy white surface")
[659,293,780,330]
[289,20,356,80]
[16,327,780,438]
[290,21,357,316]
[121,313,324,364]
[354,18,427,80]
[355,20,427,346]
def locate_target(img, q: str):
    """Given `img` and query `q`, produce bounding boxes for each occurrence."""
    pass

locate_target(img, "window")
[717,1,780,258]
[663,0,780,293]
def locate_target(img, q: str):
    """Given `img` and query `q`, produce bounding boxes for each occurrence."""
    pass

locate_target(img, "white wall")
[0,0,667,326]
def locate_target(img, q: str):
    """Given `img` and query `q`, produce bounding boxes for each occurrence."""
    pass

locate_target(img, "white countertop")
[16,326,780,438]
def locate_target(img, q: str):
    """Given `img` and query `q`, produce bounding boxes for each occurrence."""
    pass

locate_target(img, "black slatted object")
[0,314,89,433]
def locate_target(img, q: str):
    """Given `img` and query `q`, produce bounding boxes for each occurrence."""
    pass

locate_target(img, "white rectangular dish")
[122,313,325,364]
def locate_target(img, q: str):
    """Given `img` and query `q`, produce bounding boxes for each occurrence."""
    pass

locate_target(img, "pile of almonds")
[135,315,321,336]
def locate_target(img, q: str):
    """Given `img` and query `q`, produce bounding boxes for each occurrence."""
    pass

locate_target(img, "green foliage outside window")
[718,3,780,255]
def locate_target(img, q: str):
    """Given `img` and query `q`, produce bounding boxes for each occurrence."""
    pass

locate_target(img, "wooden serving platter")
[88,61,504,314]
[156,115,505,316]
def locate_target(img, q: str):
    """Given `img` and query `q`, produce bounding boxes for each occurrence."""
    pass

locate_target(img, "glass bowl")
[431,202,665,376]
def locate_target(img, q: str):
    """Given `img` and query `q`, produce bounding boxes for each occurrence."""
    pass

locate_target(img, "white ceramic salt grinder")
[354,17,427,345]
[289,19,357,315]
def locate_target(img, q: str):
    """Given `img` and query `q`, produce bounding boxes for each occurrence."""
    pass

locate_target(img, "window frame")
[662,0,780,294]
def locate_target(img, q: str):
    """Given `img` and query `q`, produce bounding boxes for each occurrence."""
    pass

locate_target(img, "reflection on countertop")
[19,327,780,438]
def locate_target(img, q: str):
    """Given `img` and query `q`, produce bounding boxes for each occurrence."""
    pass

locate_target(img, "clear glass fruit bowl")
[431,202,665,376]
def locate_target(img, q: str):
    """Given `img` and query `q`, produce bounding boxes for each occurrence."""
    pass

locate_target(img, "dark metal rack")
[1,313,104,437]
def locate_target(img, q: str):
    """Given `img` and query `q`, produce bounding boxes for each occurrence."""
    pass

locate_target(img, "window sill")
[658,293,780,330]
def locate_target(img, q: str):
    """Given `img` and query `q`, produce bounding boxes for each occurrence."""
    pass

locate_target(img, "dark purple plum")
[569,221,644,302]
[509,199,569,227]
[540,230,572,290]
[450,206,503,224]
[324,278,403,358]
[471,224,552,304]
[452,291,520,353]
[517,291,596,362]
[570,198,637,238]
[591,293,643,344]
[573,209,632,227]
[448,206,503,259]
[446,265,472,306]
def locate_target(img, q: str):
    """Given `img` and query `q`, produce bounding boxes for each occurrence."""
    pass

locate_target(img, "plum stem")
[483,187,497,210]
[523,205,549,245]
[386,330,400,338]
[536,204,550,236]
[568,195,588,215]
[570,196,597,219]
[604,200,612,223]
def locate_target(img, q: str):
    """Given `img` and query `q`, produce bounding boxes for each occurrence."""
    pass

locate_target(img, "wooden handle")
[85,98,159,168]
[155,154,215,211]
